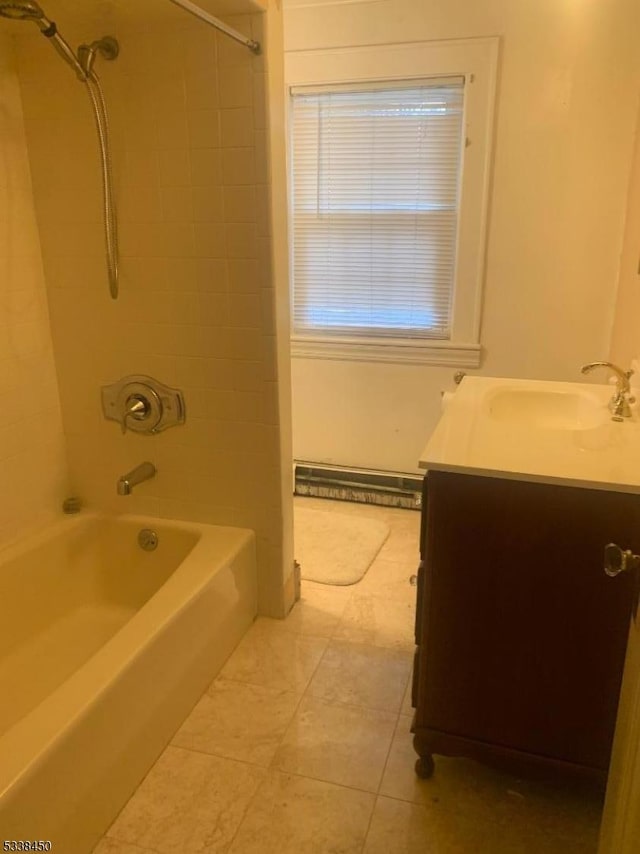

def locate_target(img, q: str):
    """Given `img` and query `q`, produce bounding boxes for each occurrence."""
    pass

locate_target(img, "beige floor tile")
[294,497,373,517]
[292,496,334,514]
[356,557,418,602]
[380,715,509,815]
[401,674,414,716]
[271,695,397,792]
[172,679,302,766]
[294,497,418,532]
[307,639,412,713]
[363,796,484,854]
[376,510,420,535]
[302,579,355,602]
[220,617,328,691]
[376,531,421,566]
[380,716,602,844]
[284,583,352,637]
[334,594,416,651]
[315,499,417,526]
[93,840,156,853]
[363,796,596,854]
[374,507,420,531]
[355,511,419,555]
[498,776,603,846]
[107,746,265,853]
[229,771,375,853]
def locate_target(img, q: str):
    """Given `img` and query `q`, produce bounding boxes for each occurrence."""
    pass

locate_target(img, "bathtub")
[0,512,257,852]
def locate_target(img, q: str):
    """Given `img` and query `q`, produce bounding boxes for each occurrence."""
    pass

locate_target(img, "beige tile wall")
[0,34,68,547]
[16,13,286,615]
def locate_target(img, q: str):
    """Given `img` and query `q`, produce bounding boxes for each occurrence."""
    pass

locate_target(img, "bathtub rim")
[0,511,255,801]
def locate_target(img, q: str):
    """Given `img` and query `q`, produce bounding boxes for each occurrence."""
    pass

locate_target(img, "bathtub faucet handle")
[121,393,152,434]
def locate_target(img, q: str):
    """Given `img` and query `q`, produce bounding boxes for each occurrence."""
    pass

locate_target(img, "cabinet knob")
[604,543,640,577]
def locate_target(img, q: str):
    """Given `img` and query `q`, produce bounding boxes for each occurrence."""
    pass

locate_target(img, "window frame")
[285,37,499,367]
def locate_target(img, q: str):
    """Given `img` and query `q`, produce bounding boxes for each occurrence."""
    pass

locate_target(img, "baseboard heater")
[294,462,422,510]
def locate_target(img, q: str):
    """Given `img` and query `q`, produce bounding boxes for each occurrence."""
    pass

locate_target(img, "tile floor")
[94,497,603,853]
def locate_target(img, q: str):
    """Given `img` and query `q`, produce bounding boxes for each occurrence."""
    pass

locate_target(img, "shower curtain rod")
[169,0,261,54]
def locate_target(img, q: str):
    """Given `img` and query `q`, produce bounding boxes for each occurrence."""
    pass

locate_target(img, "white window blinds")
[290,78,465,341]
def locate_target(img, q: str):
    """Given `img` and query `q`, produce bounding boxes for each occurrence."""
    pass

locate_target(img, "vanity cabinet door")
[415,471,639,776]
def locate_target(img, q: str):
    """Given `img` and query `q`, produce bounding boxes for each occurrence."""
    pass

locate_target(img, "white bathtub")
[0,513,256,852]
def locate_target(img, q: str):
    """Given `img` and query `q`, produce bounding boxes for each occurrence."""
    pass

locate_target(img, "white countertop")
[419,376,640,494]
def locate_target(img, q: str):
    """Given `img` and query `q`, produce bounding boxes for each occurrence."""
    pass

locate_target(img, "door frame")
[600,85,640,854]
[599,616,640,852]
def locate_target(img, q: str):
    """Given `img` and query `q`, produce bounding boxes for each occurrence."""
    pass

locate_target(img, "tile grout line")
[289,690,408,720]
[223,760,269,853]
[359,793,381,854]
[261,765,385,798]
[263,634,332,774]
[376,709,403,798]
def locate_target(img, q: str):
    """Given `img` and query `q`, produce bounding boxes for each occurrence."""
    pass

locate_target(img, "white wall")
[284,0,640,474]
[611,101,640,369]
[0,35,68,545]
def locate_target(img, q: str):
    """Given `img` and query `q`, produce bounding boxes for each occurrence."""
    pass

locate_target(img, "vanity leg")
[415,754,435,779]
[413,732,435,779]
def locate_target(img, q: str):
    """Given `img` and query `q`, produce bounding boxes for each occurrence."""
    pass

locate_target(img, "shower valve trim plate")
[101,375,186,435]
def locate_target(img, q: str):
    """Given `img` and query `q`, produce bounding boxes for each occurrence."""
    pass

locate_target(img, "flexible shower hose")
[84,71,118,299]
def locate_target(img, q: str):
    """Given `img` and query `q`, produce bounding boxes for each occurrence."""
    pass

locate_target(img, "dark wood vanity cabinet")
[412,470,640,787]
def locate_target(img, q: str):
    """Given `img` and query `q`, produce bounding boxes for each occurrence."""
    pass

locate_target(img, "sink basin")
[484,388,606,431]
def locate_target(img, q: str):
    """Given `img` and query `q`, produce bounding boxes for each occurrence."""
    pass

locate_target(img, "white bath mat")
[294,506,390,586]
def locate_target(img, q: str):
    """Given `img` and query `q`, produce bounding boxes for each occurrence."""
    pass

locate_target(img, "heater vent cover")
[294,462,421,510]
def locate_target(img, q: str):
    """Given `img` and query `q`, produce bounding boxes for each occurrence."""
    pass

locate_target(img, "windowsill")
[291,336,482,367]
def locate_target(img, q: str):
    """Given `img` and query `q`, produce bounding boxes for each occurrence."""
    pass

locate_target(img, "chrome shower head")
[0,1,88,80]
[0,1,45,21]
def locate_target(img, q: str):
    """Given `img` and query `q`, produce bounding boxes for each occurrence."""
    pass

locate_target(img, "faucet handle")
[121,393,153,434]
[102,375,185,435]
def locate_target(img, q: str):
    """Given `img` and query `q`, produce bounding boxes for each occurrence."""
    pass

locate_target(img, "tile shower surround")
[15,14,286,614]
[0,34,67,548]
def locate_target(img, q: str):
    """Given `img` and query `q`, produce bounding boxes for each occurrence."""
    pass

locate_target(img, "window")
[291,79,464,342]
[286,38,498,366]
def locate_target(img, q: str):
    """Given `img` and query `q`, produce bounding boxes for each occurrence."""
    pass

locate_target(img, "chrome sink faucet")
[580,361,635,420]
[117,461,157,496]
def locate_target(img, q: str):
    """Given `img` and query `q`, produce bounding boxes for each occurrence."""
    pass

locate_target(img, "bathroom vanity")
[413,376,640,787]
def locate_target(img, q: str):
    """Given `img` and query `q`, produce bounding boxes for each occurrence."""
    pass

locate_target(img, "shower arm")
[168,0,261,54]
[78,36,119,78]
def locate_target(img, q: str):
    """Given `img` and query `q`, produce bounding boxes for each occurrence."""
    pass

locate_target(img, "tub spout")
[117,461,156,496]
